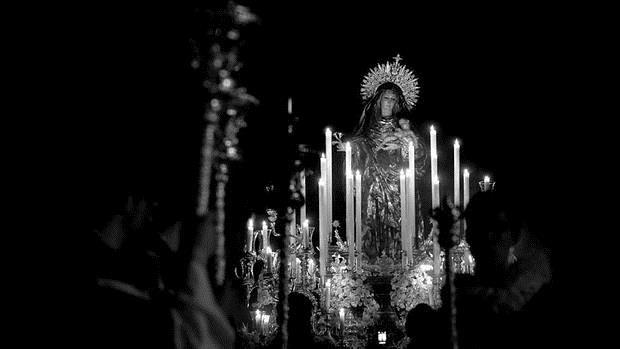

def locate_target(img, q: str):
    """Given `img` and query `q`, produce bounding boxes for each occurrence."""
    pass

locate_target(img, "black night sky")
[58,1,606,346]
[69,1,587,253]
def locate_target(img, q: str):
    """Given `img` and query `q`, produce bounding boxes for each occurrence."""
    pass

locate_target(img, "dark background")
[66,0,585,269]
[60,1,601,341]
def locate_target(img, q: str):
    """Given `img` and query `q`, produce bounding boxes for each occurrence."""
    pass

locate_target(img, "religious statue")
[350,55,427,263]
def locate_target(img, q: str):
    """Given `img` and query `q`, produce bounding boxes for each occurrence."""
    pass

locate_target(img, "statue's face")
[380,90,397,117]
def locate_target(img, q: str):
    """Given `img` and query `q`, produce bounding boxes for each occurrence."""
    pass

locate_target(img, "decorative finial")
[393,54,402,65]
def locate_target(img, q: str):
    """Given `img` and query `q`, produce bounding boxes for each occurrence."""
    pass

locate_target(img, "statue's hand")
[379,135,400,150]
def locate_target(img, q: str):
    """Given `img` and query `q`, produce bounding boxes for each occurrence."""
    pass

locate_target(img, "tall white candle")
[247,218,254,253]
[408,168,416,251]
[433,176,440,209]
[262,220,269,254]
[408,141,416,251]
[430,126,438,209]
[400,169,407,261]
[318,178,327,282]
[290,209,297,243]
[287,97,292,115]
[355,170,362,266]
[266,246,273,273]
[345,142,354,265]
[406,170,414,258]
[463,169,470,209]
[325,128,333,243]
[454,140,460,207]
[302,219,309,248]
[300,169,306,231]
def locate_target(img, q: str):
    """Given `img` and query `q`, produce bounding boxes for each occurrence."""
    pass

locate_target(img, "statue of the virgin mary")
[349,55,428,263]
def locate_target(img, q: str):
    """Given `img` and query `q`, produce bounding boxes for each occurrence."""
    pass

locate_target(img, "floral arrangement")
[390,260,434,327]
[327,268,380,324]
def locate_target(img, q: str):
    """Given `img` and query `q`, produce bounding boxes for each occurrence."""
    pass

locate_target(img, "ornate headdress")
[360,54,420,108]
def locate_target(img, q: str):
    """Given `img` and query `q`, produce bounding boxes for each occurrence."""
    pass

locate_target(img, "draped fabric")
[352,115,427,262]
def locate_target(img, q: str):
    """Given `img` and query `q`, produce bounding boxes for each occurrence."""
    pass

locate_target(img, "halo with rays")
[360,54,420,108]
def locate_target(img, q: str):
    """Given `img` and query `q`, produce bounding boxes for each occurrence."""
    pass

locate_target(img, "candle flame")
[464,169,469,176]
[321,152,326,159]
[248,218,253,229]
[355,169,361,177]
[454,139,460,147]
[484,175,490,183]
[303,219,309,227]
[325,127,331,134]
[339,308,345,318]
[430,125,436,133]
[266,246,272,254]
[345,142,351,151]
[262,221,267,229]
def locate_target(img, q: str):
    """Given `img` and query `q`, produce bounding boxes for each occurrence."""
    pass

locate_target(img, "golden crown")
[360,54,420,107]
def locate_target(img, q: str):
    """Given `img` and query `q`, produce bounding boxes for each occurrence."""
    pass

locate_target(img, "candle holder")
[478,180,495,192]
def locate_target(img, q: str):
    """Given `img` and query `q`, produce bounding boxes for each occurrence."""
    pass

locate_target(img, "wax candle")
[247,218,254,253]
[302,219,309,248]
[463,169,470,208]
[454,140,460,207]
[287,97,292,115]
[355,170,362,266]
[319,178,327,281]
[399,169,408,261]
[430,126,438,209]
[262,221,269,253]
[300,169,306,230]
[408,142,416,250]
[339,307,345,329]
[345,142,354,266]
[325,128,333,243]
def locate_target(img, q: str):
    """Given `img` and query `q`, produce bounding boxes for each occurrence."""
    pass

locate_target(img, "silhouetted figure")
[405,303,441,349]
[267,292,336,349]
[440,190,552,349]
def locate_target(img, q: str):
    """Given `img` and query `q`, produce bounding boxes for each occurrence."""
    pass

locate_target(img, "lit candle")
[287,97,292,115]
[319,178,327,282]
[454,140,460,207]
[408,168,416,251]
[247,218,254,253]
[290,209,297,244]
[262,314,270,333]
[408,142,416,250]
[255,310,262,332]
[345,142,354,266]
[339,307,345,328]
[302,219,309,248]
[463,169,470,208]
[432,176,440,209]
[262,220,269,254]
[355,170,362,267]
[482,175,491,192]
[399,169,408,263]
[430,126,438,209]
[300,169,306,232]
[325,128,333,243]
